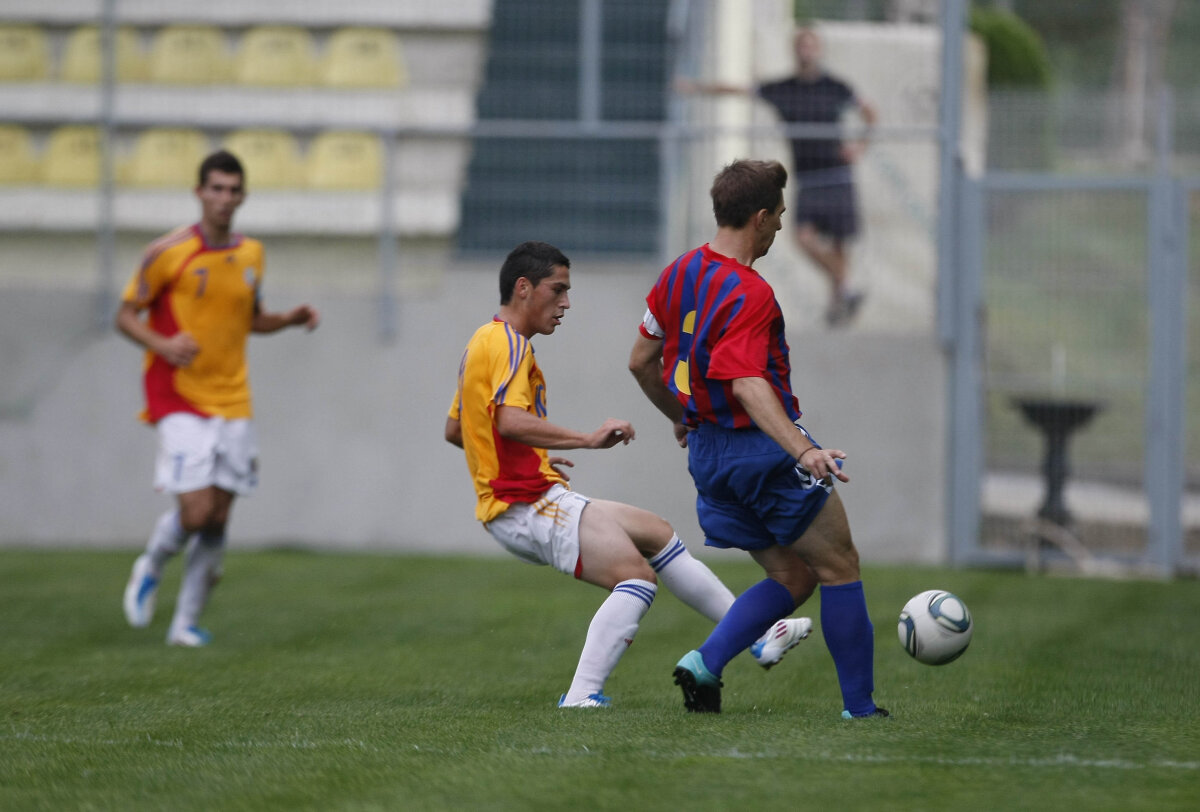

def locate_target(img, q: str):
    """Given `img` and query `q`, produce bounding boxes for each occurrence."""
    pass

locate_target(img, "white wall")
[0,235,945,564]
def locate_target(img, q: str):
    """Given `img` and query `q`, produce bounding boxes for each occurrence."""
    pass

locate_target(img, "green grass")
[2,550,1198,811]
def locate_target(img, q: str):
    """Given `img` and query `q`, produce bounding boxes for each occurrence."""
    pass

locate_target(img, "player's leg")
[590,498,811,670]
[586,498,735,622]
[794,221,839,285]
[554,501,659,706]
[788,490,882,717]
[166,419,255,646]
[826,184,865,326]
[167,487,234,647]
[688,546,811,682]
[123,503,189,628]
[681,563,801,710]
[124,414,216,629]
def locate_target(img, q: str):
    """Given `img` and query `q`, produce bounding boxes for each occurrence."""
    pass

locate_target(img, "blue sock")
[697,578,795,676]
[820,581,876,716]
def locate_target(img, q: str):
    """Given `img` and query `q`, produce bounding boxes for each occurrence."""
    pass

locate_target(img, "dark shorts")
[688,422,834,551]
[794,169,859,239]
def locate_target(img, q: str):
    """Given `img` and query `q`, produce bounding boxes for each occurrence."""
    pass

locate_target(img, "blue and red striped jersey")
[641,244,800,429]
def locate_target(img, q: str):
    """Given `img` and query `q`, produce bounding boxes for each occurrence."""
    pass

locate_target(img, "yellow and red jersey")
[120,224,264,423]
[449,318,566,523]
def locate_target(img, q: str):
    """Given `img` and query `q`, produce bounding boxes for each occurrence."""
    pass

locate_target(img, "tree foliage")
[969,6,1054,88]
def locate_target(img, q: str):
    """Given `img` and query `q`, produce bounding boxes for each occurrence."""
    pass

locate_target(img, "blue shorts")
[688,422,834,551]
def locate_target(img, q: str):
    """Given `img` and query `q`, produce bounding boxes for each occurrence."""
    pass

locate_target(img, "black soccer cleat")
[673,653,723,714]
[841,706,890,719]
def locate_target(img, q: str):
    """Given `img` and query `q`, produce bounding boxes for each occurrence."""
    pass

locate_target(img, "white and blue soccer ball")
[897,590,973,665]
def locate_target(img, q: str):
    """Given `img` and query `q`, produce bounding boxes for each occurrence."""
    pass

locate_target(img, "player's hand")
[591,418,635,449]
[673,76,698,94]
[796,446,850,484]
[672,421,690,448]
[841,141,867,163]
[289,305,320,331]
[549,456,574,481]
[159,332,199,367]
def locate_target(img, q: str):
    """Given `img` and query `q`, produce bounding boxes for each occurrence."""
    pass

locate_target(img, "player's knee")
[635,518,676,559]
[178,505,209,533]
[815,547,861,585]
[774,559,818,603]
[609,560,656,589]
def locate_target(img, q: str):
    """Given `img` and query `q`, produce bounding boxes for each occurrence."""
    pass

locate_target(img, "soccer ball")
[897,590,973,665]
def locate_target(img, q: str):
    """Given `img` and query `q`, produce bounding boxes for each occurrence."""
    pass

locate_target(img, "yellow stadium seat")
[235,26,315,86]
[0,125,39,184]
[148,25,230,84]
[318,28,406,88]
[60,26,148,83]
[43,126,104,186]
[222,129,302,188]
[306,131,383,189]
[126,128,211,187]
[0,24,50,81]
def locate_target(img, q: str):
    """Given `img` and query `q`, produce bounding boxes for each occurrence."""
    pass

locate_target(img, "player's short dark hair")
[198,150,245,187]
[498,241,570,304]
[710,159,788,228]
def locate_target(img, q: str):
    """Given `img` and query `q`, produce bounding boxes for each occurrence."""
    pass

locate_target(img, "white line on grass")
[676,749,1200,771]
[2,731,371,751]
[4,732,1196,771]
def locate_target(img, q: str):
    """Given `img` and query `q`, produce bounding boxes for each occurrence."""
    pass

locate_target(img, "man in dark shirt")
[677,27,878,327]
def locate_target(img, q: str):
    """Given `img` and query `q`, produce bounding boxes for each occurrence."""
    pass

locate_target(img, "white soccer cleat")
[557,692,612,708]
[166,625,212,647]
[750,617,813,669]
[123,554,160,628]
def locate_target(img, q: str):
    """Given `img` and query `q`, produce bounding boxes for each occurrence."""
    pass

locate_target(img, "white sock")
[146,508,190,571]
[169,530,225,633]
[563,579,656,703]
[649,535,735,623]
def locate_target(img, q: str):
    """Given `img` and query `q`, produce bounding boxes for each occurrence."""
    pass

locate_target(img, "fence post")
[95,0,118,331]
[947,172,984,565]
[1144,89,1185,575]
[936,0,967,349]
[377,129,399,343]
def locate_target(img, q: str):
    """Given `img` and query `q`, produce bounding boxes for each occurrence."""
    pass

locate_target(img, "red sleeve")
[705,284,775,381]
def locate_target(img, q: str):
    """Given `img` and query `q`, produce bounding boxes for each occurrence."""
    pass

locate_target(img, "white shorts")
[154,413,259,496]
[484,484,591,577]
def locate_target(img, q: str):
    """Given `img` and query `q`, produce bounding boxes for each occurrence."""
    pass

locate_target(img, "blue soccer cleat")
[123,554,160,629]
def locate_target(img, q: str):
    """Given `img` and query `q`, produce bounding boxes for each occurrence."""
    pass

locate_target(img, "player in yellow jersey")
[446,241,811,708]
[118,150,319,647]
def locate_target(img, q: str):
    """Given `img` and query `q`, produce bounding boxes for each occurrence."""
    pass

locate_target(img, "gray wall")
[0,246,945,564]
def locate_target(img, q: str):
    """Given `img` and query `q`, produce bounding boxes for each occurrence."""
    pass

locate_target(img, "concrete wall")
[0,235,945,563]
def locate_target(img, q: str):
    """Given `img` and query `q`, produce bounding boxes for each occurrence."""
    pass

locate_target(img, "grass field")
[1,549,1198,811]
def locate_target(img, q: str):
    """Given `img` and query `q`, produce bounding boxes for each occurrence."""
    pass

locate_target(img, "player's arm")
[495,406,633,450]
[252,303,320,334]
[444,416,463,448]
[114,300,199,368]
[842,97,878,163]
[674,76,753,96]
[731,376,849,483]
[628,333,688,447]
